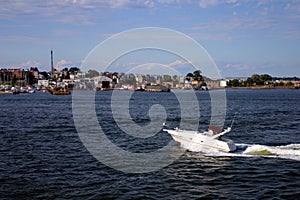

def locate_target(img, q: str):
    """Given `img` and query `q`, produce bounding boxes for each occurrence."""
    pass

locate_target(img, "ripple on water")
[1,90,300,199]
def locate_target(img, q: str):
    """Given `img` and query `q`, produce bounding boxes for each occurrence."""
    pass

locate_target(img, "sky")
[0,0,300,78]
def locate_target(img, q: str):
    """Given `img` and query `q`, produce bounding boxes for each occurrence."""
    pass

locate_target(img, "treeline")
[227,74,299,87]
[228,74,272,87]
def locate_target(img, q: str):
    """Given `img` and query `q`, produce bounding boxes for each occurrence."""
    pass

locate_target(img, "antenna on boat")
[230,112,238,128]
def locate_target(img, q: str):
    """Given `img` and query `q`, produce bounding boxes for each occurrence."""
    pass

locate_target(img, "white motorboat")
[28,87,35,93]
[163,125,236,153]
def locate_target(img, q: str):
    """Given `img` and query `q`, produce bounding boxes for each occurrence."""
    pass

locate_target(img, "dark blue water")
[1,89,300,199]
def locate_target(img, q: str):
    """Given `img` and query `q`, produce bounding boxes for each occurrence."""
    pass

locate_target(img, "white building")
[92,76,112,88]
[220,80,227,87]
[38,80,49,87]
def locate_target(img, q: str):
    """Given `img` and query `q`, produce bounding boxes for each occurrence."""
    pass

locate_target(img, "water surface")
[1,89,299,199]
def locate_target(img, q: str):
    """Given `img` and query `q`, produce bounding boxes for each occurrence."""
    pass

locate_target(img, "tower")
[51,49,54,76]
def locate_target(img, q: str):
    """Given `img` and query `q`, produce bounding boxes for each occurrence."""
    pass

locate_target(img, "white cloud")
[261,7,269,15]
[225,63,251,71]
[0,35,50,44]
[157,0,180,4]
[129,62,181,75]
[226,0,237,3]
[107,0,154,8]
[198,0,239,8]
[0,0,156,24]
[189,13,297,41]
[167,60,192,67]
[20,60,42,68]
[56,59,72,70]
[199,0,219,8]
[284,1,300,13]
[53,29,78,37]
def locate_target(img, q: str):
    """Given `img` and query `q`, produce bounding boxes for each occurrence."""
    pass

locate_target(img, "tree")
[251,74,260,83]
[172,75,179,84]
[231,79,240,87]
[193,70,203,81]
[260,74,272,83]
[185,72,194,81]
[40,71,49,79]
[278,81,284,86]
[61,68,70,79]
[163,75,172,82]
[69,67,80,74]
[86,70,99,78]
[245,78,254,86]
[251,74,265,85]
[286,81,294,87]
[61,67,68,72]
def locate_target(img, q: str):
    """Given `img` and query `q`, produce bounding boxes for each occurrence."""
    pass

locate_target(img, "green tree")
[40,71,49,79]
[245,78,254,86]
[69,67,80,74]
[86,69,99,78]
[61,68,70,79]
[185,72,194,81]
[278,81,284,86]
[231,79,240,87]
[193,70,203,81]
[251,74,260,85]
[251,74,267,85]
[172,75,179,84]
[163,75,172,82]
[260,74,272,82]
[286,81,294,87]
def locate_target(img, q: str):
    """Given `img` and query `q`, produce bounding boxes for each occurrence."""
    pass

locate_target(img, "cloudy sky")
[0,0,300,77]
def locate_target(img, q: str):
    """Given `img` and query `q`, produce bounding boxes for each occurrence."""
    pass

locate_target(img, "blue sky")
[0,0,300,78]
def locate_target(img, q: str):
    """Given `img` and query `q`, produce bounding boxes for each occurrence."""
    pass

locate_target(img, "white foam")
[268,144,300,161]
[243,144,272,154]
[200,143,300,161]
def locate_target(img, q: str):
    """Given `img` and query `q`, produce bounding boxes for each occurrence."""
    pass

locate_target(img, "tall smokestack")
[51,49,54,76]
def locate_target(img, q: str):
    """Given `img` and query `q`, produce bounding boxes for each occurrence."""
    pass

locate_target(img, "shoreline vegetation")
[224,73,299,90]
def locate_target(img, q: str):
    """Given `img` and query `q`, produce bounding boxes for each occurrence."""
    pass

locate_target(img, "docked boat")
[163,125,236,153]
[47,86,70,95]
[28,87,35,93]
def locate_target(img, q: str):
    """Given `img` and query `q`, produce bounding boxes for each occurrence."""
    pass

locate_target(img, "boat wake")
[203,143,300,161]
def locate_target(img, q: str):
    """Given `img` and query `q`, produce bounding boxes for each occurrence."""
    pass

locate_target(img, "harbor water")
[1,89,300,199]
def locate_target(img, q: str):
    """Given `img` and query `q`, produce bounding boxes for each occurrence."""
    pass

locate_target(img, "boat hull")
[164,129,236,153]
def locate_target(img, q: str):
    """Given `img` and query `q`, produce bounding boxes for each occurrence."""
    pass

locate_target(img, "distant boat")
[0,85,18,94]
[135,84,170,92]
[28,88,35,93]
[0,90,14,95]
[145,84,170,92]
[0,89,18,95]
[47,87,70,95]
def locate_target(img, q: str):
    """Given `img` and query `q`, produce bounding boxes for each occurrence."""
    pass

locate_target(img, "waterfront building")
[92,76,113,89]
[38,80,49,87]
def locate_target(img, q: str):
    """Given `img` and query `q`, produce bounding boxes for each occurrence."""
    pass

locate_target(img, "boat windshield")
[208,125,222,135]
